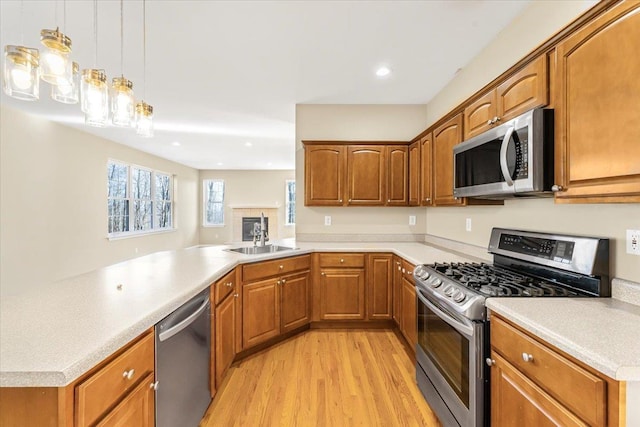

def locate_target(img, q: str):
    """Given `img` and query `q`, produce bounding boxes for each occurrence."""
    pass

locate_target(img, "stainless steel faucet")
[253,212,269,246]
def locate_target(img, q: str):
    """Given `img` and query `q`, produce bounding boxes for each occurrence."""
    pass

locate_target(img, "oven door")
[416,288,486,427]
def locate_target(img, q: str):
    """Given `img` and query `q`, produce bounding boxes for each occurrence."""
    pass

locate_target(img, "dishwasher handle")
[158,297,210,342]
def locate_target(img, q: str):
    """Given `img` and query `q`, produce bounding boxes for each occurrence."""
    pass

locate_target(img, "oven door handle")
[500,126,515,186]
[417,289,474,339]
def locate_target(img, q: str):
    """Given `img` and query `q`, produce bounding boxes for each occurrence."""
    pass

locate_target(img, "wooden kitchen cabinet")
[387,145,409,206]
[490,314,622,427]
[318,253,366,320]
[347,145,386,205]
[241,255,311,349]
[304,144,346,206]
[553,0,640,203]
[420,134,433,206]
[96,372,155,427]
[400,260,417,350]
[464,55,548,140]
[433,113,465,206]
[408,141,420,206]
[215,287,237,388]
[367,253,393,320]
[392,257,403,326]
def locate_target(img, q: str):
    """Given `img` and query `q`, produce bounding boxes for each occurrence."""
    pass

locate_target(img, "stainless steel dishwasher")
[155,288,211,427]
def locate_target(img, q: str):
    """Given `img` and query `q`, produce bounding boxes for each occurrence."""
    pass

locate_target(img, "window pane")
[108,199,129,233]
[155,201,172,229]
[134,200,152,231]
[204,179,224,225]
[286,180,295,225]
[132,168,152,200]
[107,162,128,198]
[155,174,171,201]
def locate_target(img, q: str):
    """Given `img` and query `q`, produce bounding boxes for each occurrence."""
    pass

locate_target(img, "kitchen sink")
[225,245,296,255]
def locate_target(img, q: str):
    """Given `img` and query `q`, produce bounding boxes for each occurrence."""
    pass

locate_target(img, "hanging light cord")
[63,0,66,33]
[143,0,147,99]
[120,0,124,77]
[93,0,98,66]
[20,0,24,44]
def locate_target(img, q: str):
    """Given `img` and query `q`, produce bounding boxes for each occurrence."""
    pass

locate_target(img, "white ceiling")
[0,0,531,170]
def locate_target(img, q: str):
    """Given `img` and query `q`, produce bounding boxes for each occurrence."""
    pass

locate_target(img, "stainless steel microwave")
[453,108,554,199]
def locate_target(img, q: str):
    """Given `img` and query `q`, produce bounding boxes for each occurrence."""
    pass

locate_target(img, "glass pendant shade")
[3,45,40,101]
[40,28,72,85]
[135,101,153,137]
[111,76,135,127]
[81,69,109,127]
[51,61,79,104]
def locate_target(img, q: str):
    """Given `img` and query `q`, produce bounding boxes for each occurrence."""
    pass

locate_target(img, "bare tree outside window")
[285,180,295,225]
[107,161,174,236]
[203,179,225,226]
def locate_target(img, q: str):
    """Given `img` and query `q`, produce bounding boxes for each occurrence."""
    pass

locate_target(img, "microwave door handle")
[500,126,516,186]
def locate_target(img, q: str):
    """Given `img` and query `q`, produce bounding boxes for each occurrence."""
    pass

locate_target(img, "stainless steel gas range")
[413,228,610,427]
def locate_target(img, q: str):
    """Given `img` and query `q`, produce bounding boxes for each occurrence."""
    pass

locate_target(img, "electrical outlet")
[324,216,332,226]
[627,229,640,255]
[465,218,472,232]
[409,215,416,226]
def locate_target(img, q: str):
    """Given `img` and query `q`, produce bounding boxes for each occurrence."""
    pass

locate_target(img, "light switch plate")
[627,229,640,255]
[409,215,416,226]
[324,216,332,226]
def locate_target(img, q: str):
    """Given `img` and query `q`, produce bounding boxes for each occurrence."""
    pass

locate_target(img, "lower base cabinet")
[399,260,417,350]
[215,289,237,388]
[319,268,366,320]
[96,372,155,427]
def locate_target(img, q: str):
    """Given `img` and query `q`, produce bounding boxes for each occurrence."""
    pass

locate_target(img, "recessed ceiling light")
[217,162,223,166]
[375,66,391,78]
[267,162,272,166]
[244,142,252,147]
[171,141,181,146]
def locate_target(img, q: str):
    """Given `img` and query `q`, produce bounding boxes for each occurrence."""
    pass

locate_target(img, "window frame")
[285,179,295,226]
[107,159,175,239]
[202,179,225,227]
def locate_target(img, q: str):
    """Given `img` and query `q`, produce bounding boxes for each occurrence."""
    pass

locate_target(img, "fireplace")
[242,217,269,241]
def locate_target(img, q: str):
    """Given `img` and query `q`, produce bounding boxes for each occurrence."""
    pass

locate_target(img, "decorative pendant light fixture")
[81,0,108,127]
[111,0,135,127]
[136,0,153,137]
[52,61,79,103]
[40,1,73,85]
[3,1,40,100]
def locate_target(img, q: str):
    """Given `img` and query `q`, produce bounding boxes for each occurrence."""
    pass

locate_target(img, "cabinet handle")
[321,272,325,276]
[387,199,391,202]
[485,358,495,367]
[281,279,286,285]
[398,265,401,271]
[234,293,239,298]
[150,381,159,390]
[340,258,344,263]
[339,199,343,203]
[522,353,534,363]
[402,268,406,273]
[277,280,281,285]
[122,369,135,380]
[425,198,430,202]
[348,199,352,202]
[226,282,232,287]
[487,119,493,126]
[494,116,501,123]
[279,265,284,269]
[551,185,565,192]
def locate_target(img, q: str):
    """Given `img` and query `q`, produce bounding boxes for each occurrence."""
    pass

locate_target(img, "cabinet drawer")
[213,269,235,305]
[401,259,415,281]
[242,255,311,282]
[318,253,365,268]
[76,331,155,426]
[491,316,605,426]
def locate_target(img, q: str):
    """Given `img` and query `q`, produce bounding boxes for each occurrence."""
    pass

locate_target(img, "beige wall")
[199,170,296,244]
[424,0,638,282]
[0,106,199,297]
[295,104,429,238]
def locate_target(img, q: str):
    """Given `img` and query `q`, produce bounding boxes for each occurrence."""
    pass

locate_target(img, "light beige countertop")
[486,292,640,381]
[0,240,475,387]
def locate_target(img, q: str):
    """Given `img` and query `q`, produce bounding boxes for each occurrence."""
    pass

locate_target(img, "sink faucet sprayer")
[253,212,269,247]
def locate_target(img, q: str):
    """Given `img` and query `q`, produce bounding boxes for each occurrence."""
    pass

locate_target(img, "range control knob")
[444,285,454,296]
[431,278,443,288]
[420,271,430,280]
[414,266,422,275]
[452,290,466,303]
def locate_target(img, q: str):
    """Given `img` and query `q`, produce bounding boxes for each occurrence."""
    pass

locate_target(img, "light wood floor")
[201,329,442,426]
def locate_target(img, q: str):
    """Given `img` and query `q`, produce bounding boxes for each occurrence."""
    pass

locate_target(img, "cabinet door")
[433,113,465,206]
[401,276,417,349]
[304,145,346,206]
[280,271,310,333]
[215,292,236,388]
[96,373,155,427]
[490,352,586,427]
[347,145,385,205]
[392,258,402,326]
[464,90,496,140]
[554,1,640,202]
[408,142,421,206]
[319,269,365,320]
[420,134,433,206]
[497,54,548,123]
[242,278,280,348]
[367,254,393,320]
[386,145,408,206]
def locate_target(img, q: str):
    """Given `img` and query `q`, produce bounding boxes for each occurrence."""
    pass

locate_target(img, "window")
[107,160,173,236]
[285,179,295,225]
[203,179,225,226]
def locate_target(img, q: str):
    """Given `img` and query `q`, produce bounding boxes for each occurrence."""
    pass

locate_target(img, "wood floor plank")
[201,329,442,427]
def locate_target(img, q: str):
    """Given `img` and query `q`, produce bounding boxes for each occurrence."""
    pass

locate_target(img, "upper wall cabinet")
[303,142,410,207]
[419,134,433,206]
[433,114,465,206]
[553,1,640,203]
[408,141,421,206]
[464,55,549,140]
[304,144,346,206]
